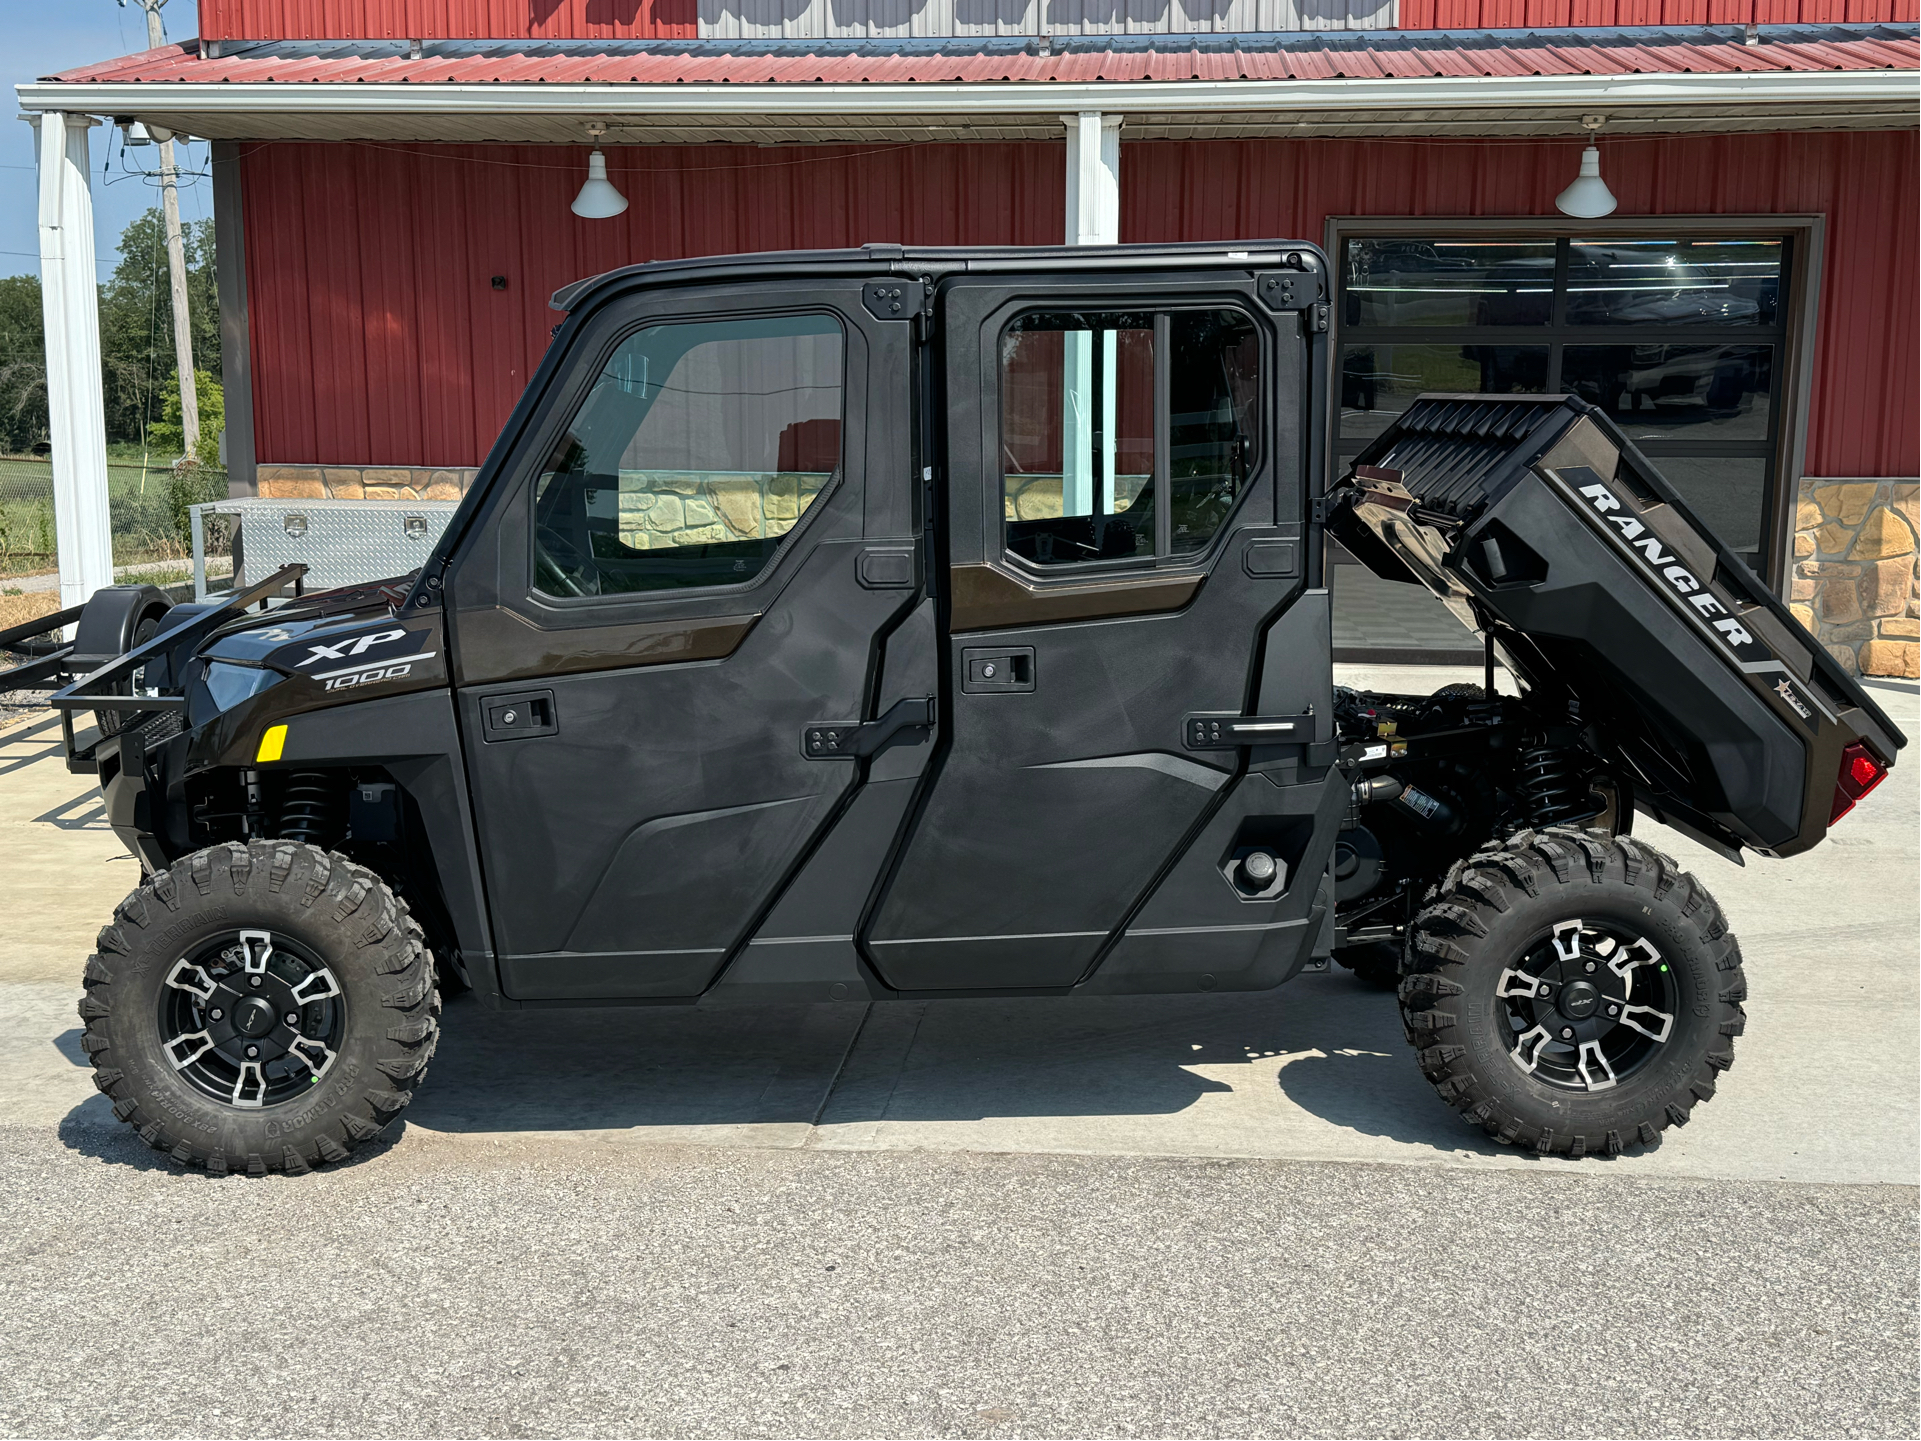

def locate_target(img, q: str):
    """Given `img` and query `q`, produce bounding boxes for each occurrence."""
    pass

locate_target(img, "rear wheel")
[1399,828,1745,1156]
[79,841,440,1174]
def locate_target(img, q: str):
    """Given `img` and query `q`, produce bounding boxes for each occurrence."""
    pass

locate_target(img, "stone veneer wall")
[256,464,479,501]
[1003,473,1150,521]
[1789,479,1919,679]
[614,472,825,549]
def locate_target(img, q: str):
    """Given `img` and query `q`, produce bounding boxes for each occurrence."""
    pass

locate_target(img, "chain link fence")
[0,455,234,585]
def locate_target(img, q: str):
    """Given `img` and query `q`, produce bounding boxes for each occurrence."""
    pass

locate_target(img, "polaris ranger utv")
[55,242,1903,1175]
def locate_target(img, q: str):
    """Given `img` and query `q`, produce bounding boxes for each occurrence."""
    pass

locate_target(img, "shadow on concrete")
[51,1027,88,1066]
[56,970,1632,1165]
[399,972,1533,1158]
[31,793,108,830]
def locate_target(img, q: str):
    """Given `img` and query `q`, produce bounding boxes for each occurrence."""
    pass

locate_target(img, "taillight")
[1830,741,1889,824]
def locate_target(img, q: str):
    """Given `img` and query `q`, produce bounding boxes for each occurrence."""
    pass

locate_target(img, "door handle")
[961,645,1035,693]
[801,696,934,759]
[482,688,557,741]
[1183,710,1314,749]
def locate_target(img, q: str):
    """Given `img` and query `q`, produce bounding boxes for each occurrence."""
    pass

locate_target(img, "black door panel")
[464,536,915,997]
[447,279,919,1002]
[864,272,1320,992]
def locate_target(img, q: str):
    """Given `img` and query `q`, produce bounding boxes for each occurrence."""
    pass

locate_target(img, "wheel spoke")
[1608,936,1663,984]
[284,1034,338,1080]
[164,1029,215,1071]
[230,1060,267,1108]
[237,930,274,976]
[1575,1040,1618,1091]
[289,966,341,1007]
[1617,1004,1674,1043]
[1509,1024,1553,1074]
[1496,968,1547,1000]
[1550,919,1585,965]
[164,958,217,1003]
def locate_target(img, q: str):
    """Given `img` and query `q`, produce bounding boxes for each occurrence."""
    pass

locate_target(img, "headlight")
[202,661,282,713]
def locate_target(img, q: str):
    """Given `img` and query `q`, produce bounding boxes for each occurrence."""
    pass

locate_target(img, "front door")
[864,269,1319,990]
[447,279,921,1000]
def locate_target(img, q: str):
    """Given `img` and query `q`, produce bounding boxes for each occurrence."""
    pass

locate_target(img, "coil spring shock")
[277,771,339,846]
[1516,747,1590,826]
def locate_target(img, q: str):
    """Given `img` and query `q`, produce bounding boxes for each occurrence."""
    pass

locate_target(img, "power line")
[0,249,114,266]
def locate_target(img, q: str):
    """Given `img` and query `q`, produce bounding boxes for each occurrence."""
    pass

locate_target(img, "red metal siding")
[240,142,1063,467]
[200,0,697,42]
[198,0,1915,36]
[1124,131,1919,478]
[241,133,1916,478]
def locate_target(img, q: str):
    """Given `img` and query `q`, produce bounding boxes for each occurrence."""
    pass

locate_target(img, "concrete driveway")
[1,668,1915,1437]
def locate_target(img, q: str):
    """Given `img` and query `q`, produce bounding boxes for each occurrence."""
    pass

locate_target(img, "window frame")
[526,304,852,607]
[1324,214,1826,594]
[993,301,1267,578]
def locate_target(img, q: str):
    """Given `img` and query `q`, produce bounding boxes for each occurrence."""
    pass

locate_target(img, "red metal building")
[20,0,1920,670]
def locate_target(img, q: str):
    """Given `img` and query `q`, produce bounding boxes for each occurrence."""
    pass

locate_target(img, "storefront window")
[1333,230,1792,657]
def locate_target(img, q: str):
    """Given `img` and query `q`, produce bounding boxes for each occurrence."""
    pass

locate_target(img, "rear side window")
[533,314,844,597]
[1000,308,1259,568]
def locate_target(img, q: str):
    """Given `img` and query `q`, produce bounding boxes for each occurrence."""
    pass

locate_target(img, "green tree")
[0,275,48,455]
[97,209,221,448]
[149,367,223,461]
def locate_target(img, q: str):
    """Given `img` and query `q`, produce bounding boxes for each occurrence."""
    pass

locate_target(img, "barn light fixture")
[571,124,628,219]
[1555,116,1618,219]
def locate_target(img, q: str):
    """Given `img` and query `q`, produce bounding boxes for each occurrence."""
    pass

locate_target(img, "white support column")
[29,111,114,611]
[1062,111,1121,247]
[1061,112,1121,518]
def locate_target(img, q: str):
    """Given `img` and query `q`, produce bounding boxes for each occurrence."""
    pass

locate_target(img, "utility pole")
[121,0,200,460]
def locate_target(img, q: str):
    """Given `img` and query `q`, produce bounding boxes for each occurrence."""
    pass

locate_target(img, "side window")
[533,314,844,597]
[999,308,1259,569]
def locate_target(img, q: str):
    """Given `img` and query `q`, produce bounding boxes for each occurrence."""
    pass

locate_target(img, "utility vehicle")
[50,242,1903,1174]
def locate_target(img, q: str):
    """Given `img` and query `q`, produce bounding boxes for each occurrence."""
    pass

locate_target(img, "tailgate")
[1329,394,1905,859]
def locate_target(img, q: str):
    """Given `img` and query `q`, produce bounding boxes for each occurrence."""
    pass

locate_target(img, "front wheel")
[1399,829,1745,1157]
[78,841,440,1174]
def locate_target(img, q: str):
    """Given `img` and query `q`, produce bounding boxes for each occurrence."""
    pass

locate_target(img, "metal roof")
[24,25,1914,143]
[41,25,1919,86]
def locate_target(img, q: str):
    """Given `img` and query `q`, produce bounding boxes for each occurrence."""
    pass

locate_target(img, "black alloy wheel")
[159,930,348,1109]
[1493,919,1677,1093]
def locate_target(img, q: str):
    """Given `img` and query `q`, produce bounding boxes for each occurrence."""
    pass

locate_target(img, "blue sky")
[3,1,212,281]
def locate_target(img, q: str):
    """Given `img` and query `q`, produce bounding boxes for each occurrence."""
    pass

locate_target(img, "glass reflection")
[1341,344,1547,441]
[1649,456,1768,558]
[1568,239,1783,326]
[1562,345,1772,442]
[1343,240,1557,328]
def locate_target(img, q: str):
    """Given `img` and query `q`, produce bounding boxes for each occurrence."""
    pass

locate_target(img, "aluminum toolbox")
[190,498,459,602]
[1329,394,1905,859]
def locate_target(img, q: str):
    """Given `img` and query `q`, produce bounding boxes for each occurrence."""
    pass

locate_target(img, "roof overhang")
[20,26,1918,142]
[16,67,1919,142]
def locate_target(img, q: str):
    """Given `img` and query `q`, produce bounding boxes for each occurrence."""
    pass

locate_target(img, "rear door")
[863,266,1325,991]
[446,278,922,1000]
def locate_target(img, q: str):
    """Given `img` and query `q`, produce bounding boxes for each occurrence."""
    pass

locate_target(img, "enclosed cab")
[50,242,1901,1175]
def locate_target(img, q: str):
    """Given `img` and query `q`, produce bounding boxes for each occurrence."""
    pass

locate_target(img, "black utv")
[54,242,1903,1175]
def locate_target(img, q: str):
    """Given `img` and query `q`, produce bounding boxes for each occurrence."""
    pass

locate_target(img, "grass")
[0,589,63,638]
[0,454,231,580]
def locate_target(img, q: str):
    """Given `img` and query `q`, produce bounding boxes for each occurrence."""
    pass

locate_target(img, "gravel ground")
[0,1126,1913,1440]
